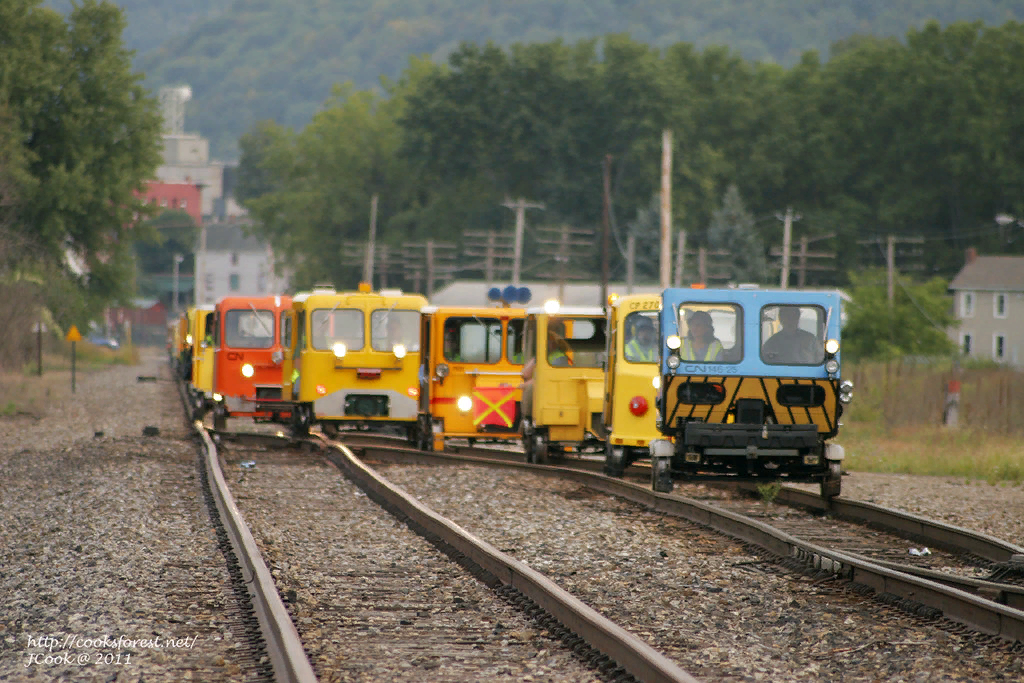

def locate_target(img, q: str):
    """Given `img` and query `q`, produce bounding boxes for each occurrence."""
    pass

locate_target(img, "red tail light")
[629,395,648,416]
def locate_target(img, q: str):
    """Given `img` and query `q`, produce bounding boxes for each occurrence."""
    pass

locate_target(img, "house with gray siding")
[194,221,289,303]
[948,249,1024,366]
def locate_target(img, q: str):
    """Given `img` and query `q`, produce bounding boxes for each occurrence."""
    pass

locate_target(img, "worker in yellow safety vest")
[681,311,723,362]
[624,317,658,363]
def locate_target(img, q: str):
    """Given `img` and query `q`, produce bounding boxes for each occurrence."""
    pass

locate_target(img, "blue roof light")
[516,287,531,304]
[487,287,502,302]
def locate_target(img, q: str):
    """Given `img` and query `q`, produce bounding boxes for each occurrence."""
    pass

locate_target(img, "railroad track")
[189,419,699,680]
[339,432,1024,646]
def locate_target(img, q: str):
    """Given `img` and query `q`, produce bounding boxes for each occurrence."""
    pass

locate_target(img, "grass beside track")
[0,344,141,417]
[841,421,1024,486]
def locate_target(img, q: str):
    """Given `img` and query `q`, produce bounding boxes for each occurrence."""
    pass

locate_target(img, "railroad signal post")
[66,324,82,394]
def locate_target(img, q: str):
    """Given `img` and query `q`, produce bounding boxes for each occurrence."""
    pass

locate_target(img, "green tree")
[706,185,767,283]
[1,0,162,327]
[841,268,958,361]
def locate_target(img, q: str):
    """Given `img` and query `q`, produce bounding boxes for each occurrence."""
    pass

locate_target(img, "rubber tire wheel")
[291,404,310,437]
[652,458,673,493]
[820,460,842,499]
[213,405,227,431]
[532,434,548,465]
[604,443,626,477]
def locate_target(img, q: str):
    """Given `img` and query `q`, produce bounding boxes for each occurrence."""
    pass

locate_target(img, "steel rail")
[174,371,318,682]
[195,425,319,683]
[319,438,700,683]
[733,483,1024,564]
[347,440,1024,644]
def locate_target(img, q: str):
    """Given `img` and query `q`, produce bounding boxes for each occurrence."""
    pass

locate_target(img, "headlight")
[666,335,681,350]
[457,395,473,412]
[666,355,680,369]
[241,363,254,378]
[839,392,853,404]
[332,342,346,358]
[652,376,661,389]
[185,334,193,345]
[393,343,407,359]
[839,380,854,393]
[825,339,840,354]
[212,393,223,402]
[543,299,560,314]
[825,360,839,374]
[436,363,449,378]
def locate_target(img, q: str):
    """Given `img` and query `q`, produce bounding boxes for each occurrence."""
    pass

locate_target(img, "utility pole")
[402,240,458,298]
[601,154,612,306]
[363,193,378,286]
[673,230,686,287]
[776,207,801,289]
[172,254,184,314]
[856,234,926,308]
[501,198,545,286]
[535,224,594,302]
[378,244,390,288]
[196,224,207,304]
[626,235,635,294]
[660,129,673,289]
[464,230,515,286]
[769,232,836,287]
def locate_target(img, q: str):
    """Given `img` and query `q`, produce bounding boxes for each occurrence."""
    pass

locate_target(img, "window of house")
[961,292,974,318]
[171,198,178,208]
[229,274,240,291]
[231,252,239,266]
[994,293,1007,319]
[160,198,168,207]
[962,334,972,356]
[180,199,187,208]
[994,334,1006,361]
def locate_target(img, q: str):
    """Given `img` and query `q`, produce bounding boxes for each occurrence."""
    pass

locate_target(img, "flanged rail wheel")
[821,460,842,499]
[652,457,673,493]
[604,443,626,477]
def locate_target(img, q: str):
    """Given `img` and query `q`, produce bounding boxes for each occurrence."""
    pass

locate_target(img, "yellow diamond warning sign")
[65,325,82,342]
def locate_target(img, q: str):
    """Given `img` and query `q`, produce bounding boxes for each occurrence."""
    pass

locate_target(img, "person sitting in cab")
[547,319,571,367]
[625,317,658,363]
[443,325,463,362]
[762,305,823,364]
[681,311,723,362]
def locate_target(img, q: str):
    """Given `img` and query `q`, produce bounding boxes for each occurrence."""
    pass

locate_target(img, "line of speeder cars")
[171,282,852,498]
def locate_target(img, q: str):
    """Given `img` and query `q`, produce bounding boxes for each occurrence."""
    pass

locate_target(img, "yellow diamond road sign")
[65,325,82,342]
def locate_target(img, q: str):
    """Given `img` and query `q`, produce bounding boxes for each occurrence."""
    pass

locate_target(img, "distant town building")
[948,248,1024,366]
[155,85,245,221]
[142,181,203,225]
[195,220,289,303]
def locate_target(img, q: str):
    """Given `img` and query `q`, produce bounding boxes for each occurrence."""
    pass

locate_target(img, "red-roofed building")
[143,182,203,225]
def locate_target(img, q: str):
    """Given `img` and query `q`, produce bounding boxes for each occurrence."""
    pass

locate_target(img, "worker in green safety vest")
[624,317,658,363]
[681,310,723,362]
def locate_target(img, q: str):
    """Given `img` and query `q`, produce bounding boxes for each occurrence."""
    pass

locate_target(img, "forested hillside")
[235,24,1024,299]
[122,0,1024,158]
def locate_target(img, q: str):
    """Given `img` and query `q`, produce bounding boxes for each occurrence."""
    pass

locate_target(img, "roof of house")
[202,221,266,252]
[948,256,1024,292]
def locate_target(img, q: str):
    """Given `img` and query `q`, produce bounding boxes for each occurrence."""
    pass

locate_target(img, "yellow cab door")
[435,312,520,435]
[536,311,607,443]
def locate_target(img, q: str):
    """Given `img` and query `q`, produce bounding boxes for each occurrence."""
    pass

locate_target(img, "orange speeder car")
[209,294,293,429]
